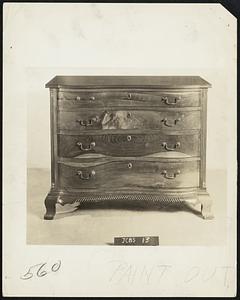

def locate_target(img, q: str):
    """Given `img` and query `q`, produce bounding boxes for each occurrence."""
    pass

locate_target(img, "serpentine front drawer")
[58,133,200,158]
[58,110,201,131]
[58,160,199,190]
[58,90,200,108]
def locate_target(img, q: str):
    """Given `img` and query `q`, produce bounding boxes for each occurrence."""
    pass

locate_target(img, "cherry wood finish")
[44,75,212,220]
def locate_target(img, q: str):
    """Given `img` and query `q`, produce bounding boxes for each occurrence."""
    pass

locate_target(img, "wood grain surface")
[58,133,200,158]
[58,160,199,190]
[44,75,212,220]
[46,75,211,88]
[58,90,200,108]
[58,110,200,131]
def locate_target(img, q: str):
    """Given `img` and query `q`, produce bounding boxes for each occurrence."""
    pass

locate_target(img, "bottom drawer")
[59,160,199,190]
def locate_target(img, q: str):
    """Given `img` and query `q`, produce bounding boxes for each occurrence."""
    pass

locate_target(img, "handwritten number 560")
[20,261,61,280]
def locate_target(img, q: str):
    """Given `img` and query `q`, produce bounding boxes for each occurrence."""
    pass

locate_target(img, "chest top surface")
[46,76,211,89]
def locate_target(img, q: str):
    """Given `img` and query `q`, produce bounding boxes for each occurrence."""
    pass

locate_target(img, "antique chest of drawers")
[44,76,213,220]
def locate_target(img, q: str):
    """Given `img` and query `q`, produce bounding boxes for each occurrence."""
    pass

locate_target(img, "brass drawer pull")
[76,116,99,127]
[162,142,180,151]
[76,119,93,126]
[161,170,180,179]
[127,135,132,141]
[76,96,95,101]
[76,141,96,151]
[128,163,133,169]
[161,96,181,105]
[162,118,181,127]
[76,170,95,180]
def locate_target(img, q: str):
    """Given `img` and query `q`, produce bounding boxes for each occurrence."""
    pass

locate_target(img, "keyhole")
[127,93,132,99]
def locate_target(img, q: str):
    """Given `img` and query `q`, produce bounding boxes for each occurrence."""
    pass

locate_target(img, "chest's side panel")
[199,88,208,190]
[49,88,59,190]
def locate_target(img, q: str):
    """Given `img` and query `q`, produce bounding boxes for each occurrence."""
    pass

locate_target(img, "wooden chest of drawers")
[44,76,213,220]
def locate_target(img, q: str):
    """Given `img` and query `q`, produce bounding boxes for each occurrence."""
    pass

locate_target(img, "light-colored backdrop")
[3,3,236,171]
[19,4,235,170]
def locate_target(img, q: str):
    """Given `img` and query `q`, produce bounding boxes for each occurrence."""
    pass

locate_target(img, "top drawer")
[58,90,200,108]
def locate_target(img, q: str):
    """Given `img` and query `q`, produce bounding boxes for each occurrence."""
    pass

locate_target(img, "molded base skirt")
[44,189,213,220]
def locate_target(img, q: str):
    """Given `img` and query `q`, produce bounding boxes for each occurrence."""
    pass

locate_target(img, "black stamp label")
[114,236,159,246]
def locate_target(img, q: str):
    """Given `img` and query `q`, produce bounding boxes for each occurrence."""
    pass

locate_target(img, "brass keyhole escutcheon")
[127,93,132,100]
[127,135,132,141]
[128,163,133,169]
